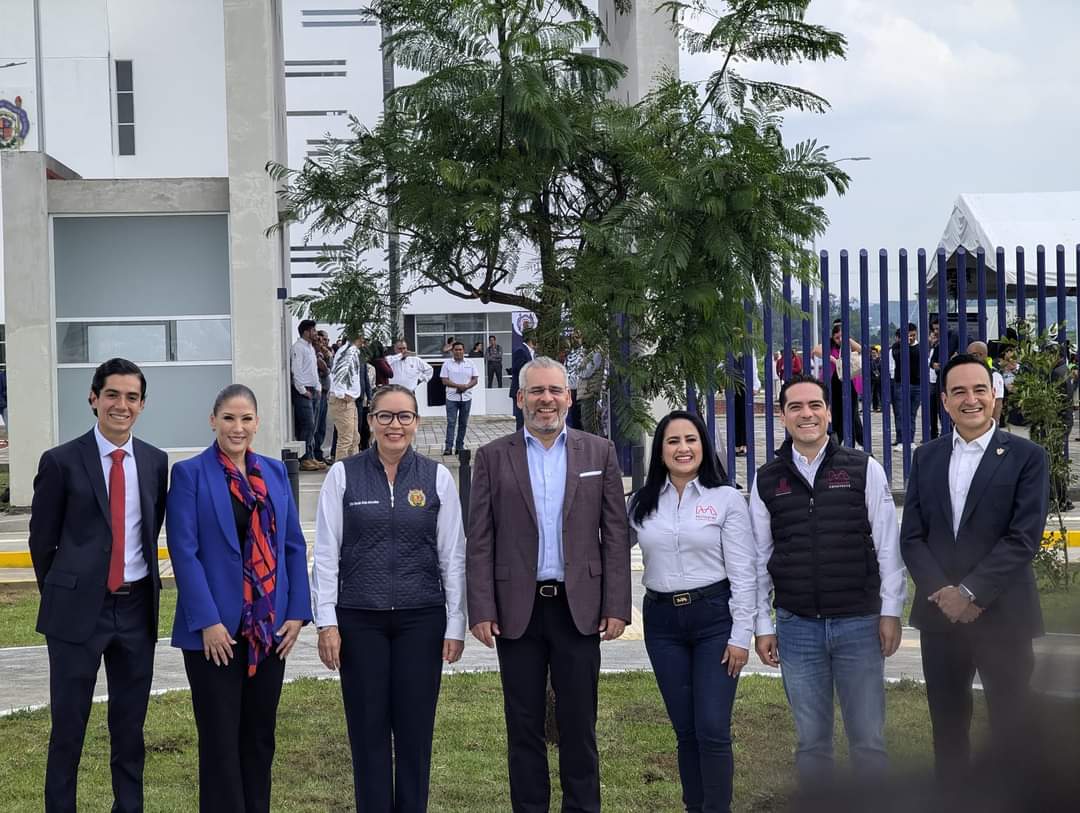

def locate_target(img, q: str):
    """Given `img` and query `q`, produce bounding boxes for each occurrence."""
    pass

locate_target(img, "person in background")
[166,384,311,813]
[441,341,479,455]
[290,319,324,471]
[508,331,538,431]
[966,341,1004,425]
[469,341,484,358]
[314,330,333,464]
[869,346,882,412]
[890,322,921,447]
[369,341,394,387]
[928,317,960,439]
[388,339,434,395]
[485,334,504,388]
[812,321,863,446]
[629,410,756,813]
[565,333,586,430]
[441,336,456,357]
[329,332,368,462]
[312,384,466,812]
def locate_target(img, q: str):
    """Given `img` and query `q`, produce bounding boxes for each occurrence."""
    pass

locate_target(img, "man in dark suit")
[29,358,169,813]
[901,353,1049,783]
[508,331,537,431]
[468,355,631,813]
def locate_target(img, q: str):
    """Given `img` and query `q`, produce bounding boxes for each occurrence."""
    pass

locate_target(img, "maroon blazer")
[467,428,631,639]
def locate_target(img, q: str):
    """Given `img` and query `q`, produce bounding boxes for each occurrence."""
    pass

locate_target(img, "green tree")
[286,243,390,343]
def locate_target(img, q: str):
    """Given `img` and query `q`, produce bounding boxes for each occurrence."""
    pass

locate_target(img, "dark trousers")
[314,393,329,460]
[644,585,739,813]
[920,629,1036,784]
[338,606,446,813]
[929,383,942,438]
[513,400,524,431]
[890,382,921,443]
[830,375,863,444]
[732,390,747,448]
[870,377,881,411]
[487,361,503,388]
[495,585,602,813]
[358,402,372,450]
[567,390,582,431]
[45,580,155,813]
[182,645,286,813]
[291,389,317,461]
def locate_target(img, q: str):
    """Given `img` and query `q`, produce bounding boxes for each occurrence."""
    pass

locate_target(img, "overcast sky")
[679,0,1079,278]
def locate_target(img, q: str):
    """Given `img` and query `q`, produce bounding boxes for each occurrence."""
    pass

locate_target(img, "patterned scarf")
[216,443,277,677]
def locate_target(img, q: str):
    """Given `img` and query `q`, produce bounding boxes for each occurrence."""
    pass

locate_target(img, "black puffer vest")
[337,447,444,610]
[755,437,881,618]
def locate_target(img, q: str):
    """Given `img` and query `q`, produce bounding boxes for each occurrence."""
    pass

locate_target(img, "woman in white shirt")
[628,410,757,813]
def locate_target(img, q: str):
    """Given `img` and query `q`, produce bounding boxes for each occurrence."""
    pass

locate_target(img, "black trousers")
[929,383,942,438]
[338,606,446,813]
[920,629,1035,784]
[183,644,286,813]
[45,579,155,813]
[487,361,503,388]
[495,586,602,813]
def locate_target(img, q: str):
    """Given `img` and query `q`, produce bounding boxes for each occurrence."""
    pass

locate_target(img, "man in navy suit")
[901,353,1049,783]
[509,331,537,430]
[29,358,169,813]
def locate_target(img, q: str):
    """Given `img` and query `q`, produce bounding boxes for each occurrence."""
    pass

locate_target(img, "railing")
[694,244,1080,486]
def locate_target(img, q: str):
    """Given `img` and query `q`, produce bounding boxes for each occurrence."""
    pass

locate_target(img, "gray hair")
[520,356,568,390]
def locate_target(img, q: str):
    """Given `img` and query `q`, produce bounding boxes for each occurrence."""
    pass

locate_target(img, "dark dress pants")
[644,586,739,813]
[182,644,287,813]
[291,389,317,461]
[45,579,155,813]
[920,628,1036,785]
[495,586,602,813]
[338,606,446,813]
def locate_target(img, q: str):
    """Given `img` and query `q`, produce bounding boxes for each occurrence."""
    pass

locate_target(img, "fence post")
[859,249,872,450]
[281,449,300,510]
[801,279,813,380]
[763,297,775,462]
[937,247,952,435]
[898,249,912,479]
[957,246,968,351]
[918,249,931,443]
[879,250,892,482]
[996,247,1007,338]
[1056,244,1067,344]
[743,302,757,475]
[782,272,793,381]
[839,250,853,446]
[1037,245,1047,336]
[976,247,988,342]
[1017,246,1026,322]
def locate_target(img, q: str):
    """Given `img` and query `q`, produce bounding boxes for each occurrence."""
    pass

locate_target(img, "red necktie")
[107,449,127,592]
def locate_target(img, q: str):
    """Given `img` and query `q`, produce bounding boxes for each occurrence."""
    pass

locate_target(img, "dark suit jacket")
[900,428,1048,638]
[467,428,632,639]
[166,446,312,650]
[508,346,533,401]
[29,429,169,643]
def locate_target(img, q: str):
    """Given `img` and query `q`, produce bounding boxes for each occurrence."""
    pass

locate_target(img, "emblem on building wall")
[0,97,30,150]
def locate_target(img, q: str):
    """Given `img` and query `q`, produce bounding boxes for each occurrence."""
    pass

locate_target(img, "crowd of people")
[26,344,1051,812]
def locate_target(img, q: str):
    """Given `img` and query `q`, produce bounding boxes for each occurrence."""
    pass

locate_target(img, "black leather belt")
[109,576,151,596]
[537,580,563,598]
[645,579,729,607]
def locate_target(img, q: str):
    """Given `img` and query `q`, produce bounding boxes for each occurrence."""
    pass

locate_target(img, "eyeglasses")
[526,386,566,397]
[371,410,417,426]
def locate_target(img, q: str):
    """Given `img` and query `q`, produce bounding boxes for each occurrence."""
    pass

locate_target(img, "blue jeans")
[644,584,739,813]
[444,399,471,452]
[291,388,317,460]
[775,609,887,786]
[890,381,920,443]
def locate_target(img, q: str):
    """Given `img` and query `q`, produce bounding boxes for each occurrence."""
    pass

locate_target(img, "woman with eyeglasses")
[628,410,756,813]
[311,383,466,812]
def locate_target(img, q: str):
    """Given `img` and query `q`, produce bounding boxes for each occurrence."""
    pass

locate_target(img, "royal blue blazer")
[166,445,313,651]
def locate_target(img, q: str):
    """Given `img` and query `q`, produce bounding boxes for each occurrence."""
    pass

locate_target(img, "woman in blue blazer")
[167,384,312,813]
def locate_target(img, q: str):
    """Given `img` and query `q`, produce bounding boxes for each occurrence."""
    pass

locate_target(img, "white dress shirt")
[441,358,478,402]
[630,479,757,650]
[387,353,434,392]
[290,337,321,394]
[94,425,148,582]
[749,441,907,636]
[949,421,996,537]
[991,370,1004,400]
[311,460,467,639]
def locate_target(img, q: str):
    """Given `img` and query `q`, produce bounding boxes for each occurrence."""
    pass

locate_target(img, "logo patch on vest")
[826,469,851,489]
[349,500,380,506]
[695,504,718,521]
[407,488,427,507]
[775,477,792,497]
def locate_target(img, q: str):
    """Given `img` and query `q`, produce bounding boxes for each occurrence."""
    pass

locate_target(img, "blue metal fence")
[707,243,1080,486]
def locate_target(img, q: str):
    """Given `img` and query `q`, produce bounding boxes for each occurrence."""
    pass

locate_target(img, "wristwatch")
[958,584,976,603]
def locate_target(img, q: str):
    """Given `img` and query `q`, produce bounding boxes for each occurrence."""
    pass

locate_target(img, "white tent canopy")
[927,191,1080,288]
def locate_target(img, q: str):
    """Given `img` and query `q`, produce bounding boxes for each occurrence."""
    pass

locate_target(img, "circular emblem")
[407,488,426,508]
[0,98,31,150]
[512,311,537,336]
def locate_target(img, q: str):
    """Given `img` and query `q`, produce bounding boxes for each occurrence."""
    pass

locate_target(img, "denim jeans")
[291,388,317,461]
[644,584,740,813]
[444,399,471,452]
[775,609,887,786]
[890,381,920,443]
[313,392,329,460]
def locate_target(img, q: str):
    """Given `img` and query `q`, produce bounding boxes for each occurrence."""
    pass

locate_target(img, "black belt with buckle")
[537,580,563,598]
[109,576,150,596]
[645,579,730,607]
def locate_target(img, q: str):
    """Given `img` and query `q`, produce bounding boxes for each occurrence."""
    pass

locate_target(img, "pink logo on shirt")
[827,469,851,489]
[695,504,718,520]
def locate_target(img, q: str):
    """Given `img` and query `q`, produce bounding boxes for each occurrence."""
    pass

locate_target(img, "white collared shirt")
[290,337,320,394]
[441,358,478,402]
[311,460,467,638]
[329,343,366,400]
[93,425,148,582]
[949,421,997,537]
[630,479,757,650]
[387,353,434,392]
[749,441,907,635]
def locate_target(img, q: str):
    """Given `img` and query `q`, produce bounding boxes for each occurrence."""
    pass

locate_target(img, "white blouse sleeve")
[435,465,467,640]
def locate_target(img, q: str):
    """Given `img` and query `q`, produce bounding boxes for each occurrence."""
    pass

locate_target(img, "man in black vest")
[749,374,906,787]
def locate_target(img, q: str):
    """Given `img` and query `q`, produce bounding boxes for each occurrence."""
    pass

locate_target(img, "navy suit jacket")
[509,346,532,401]
[900,428,1048,638]
[166,446,312,650]
[29,429,168,643]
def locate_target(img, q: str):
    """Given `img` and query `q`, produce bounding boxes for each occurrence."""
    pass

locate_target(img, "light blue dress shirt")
[524,426,568,581]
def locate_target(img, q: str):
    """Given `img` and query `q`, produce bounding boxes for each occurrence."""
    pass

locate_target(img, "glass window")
[176,319,231,362]
[87,323,167,363]
[115,60,133,92]
[487,312,512,331]
[415,315,448,334]
[116,94,134,124]
[118,124,135,156]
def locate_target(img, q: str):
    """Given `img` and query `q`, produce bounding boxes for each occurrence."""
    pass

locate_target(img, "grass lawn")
[0,585,179,648]
[0,673,956,812]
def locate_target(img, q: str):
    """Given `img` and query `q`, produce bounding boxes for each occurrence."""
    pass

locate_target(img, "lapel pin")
[996,448,1005,455]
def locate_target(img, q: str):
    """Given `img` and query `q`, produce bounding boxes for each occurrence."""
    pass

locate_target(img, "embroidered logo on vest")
[775,477,792,497]
[407,488,427,507]
[826,469,851,489]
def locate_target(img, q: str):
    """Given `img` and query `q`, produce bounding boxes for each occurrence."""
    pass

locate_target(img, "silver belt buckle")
[672,592,692,606]
[539,584,558,598]
[111,583,133,596]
